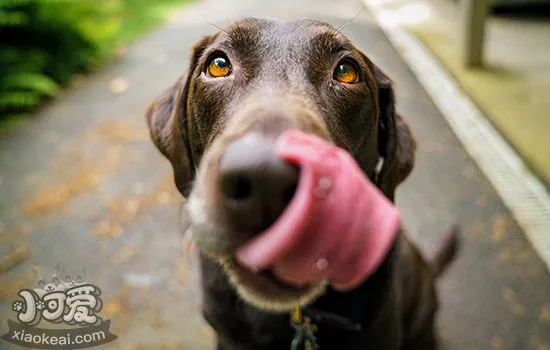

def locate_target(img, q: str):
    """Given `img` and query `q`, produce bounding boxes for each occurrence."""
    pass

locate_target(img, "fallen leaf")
[502,287,527,316]
[0,243,30,273]
[109,77,129,94]
[89,122,149,143]
[491,214,508,243]
[103,296,132,318]
[23,166,102,216]
[491,335,504,350]
[110,244,137,264]
[92,220,124,238]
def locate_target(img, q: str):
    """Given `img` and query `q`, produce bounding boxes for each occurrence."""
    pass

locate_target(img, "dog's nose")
[218,133,299,234]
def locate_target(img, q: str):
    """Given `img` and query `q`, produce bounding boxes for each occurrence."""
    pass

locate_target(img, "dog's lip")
[230,259,313,291]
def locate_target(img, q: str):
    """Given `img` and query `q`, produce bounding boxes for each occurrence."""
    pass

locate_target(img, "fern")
[0,0,121,118]
[0,0,191,120]
[2,73,60,96]
[0,10,27,26]
[0,91,41,109]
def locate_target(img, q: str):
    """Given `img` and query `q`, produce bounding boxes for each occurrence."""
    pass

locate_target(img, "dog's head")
[146,18,415,311]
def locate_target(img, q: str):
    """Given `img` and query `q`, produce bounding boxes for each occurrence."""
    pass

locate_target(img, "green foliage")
[0,0,191,123]
[0,0,121,119]
[114,0,191,45]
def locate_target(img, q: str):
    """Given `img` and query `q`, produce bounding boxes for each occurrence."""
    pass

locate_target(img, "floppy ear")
[146,36,214,196]
[372,64,416,201]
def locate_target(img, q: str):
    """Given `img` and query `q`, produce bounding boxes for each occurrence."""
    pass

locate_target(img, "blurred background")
[0,0,549,349]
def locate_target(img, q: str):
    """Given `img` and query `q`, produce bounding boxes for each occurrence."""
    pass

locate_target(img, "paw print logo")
[12,300,24,312]
[46,299,59,311]
[36,300,45,311]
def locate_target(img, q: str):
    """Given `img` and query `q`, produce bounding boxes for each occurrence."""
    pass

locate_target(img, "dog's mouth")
[189,130,400,311]
[220,257,327,312]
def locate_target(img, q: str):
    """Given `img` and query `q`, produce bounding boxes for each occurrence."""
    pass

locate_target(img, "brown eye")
[334,62,360,84]
[207,55,231,78]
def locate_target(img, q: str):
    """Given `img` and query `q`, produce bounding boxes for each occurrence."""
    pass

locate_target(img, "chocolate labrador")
[146,18,458,350]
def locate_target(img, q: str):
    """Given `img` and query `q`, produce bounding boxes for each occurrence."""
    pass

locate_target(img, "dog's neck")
[303,235,400,333]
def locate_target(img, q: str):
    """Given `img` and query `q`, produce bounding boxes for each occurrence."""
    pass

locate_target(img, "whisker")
[203,20,229,34]
[337,6,367,32]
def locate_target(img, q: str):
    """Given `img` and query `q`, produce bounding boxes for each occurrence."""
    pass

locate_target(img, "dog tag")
[290,306,319,350]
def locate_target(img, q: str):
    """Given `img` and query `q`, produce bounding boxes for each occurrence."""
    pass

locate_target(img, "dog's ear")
[372,64,416,201]
[146,35,214,196]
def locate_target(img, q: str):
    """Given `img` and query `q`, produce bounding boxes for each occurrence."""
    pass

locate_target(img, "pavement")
[387,0,550,184]
[0,0,549,349]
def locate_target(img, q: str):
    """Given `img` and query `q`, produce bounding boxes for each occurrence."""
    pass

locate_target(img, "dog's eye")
[206,55,231,78]
[334,62,360,84]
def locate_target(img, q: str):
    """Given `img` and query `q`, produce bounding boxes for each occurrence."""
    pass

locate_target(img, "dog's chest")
[203,282,399,350]
[199,252,401,349]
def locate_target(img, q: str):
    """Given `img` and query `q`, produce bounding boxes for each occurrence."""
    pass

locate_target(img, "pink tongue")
[235,130,401,291]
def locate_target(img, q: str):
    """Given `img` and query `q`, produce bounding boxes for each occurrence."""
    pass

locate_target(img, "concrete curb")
[363,0,550,271]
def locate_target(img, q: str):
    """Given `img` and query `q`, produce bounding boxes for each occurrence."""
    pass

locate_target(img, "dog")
[146,18,458,350]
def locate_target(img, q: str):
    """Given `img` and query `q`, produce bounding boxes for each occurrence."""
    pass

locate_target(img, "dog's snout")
[218,133,299,234]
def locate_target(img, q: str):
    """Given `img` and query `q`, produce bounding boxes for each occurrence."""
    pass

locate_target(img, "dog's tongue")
[235,130,400,291]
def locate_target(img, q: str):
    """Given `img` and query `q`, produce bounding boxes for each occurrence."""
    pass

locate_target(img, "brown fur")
[146,18,458,350]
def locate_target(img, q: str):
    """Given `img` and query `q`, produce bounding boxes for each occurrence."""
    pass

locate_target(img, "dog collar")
[290,306,362,350]
[302,307,362,332]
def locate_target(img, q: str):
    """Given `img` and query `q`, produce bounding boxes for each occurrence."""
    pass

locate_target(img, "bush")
[0,0,192,124]
[0,0,121,119]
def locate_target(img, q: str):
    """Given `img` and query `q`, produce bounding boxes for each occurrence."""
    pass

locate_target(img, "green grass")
[412,27,550,184]
[114,0,193,46]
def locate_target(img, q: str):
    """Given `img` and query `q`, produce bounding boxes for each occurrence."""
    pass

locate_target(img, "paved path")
[0,0,549,348]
